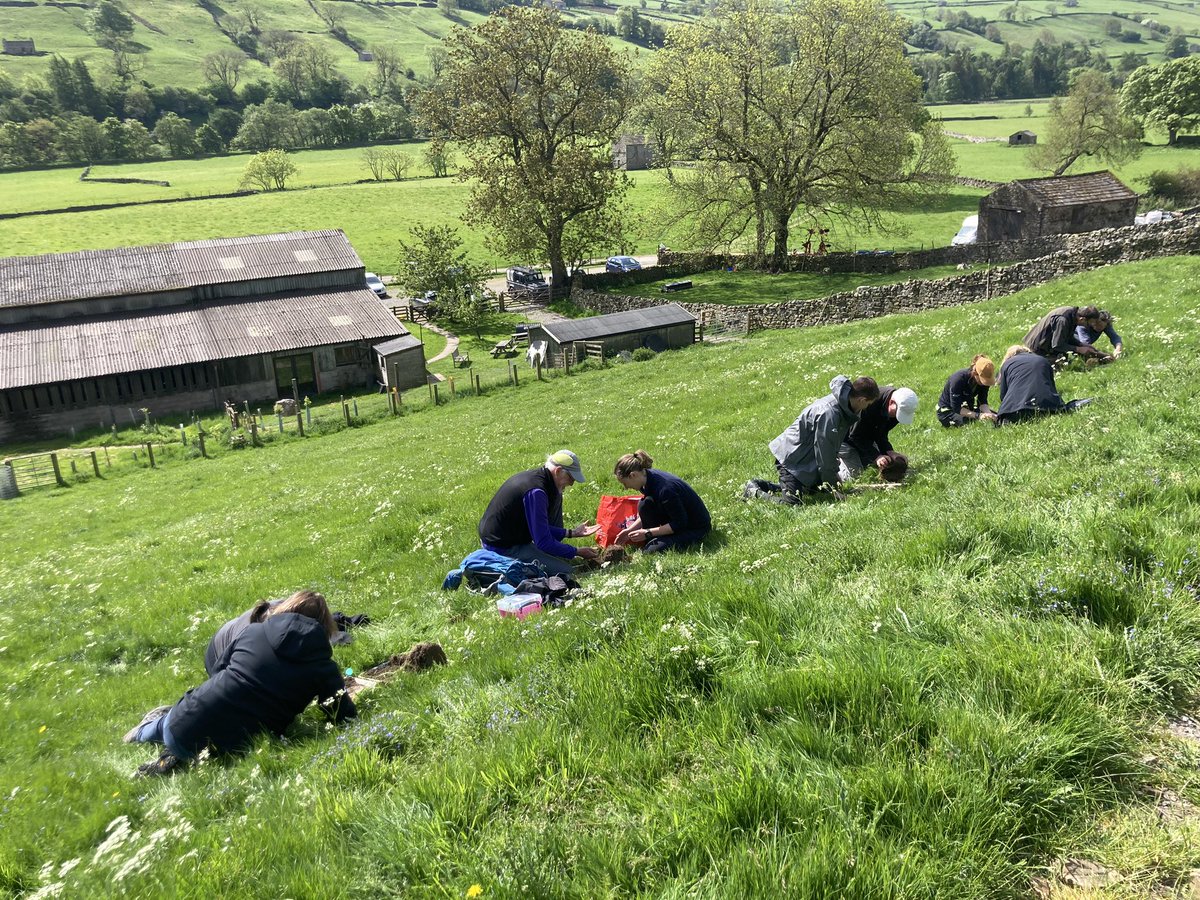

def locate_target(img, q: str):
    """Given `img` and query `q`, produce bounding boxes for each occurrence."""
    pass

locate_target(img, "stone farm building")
[0,230,426,442]
[528,304,697,367]
[976,171,1138,243]
[1008,130,1037,145]
[2,39,35,55]
[613,134,653,171]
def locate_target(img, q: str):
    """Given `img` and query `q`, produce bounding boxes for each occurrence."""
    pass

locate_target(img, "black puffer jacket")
[170,613,354,756]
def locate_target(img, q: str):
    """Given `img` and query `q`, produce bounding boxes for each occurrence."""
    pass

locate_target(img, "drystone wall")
[572,216,1200,335]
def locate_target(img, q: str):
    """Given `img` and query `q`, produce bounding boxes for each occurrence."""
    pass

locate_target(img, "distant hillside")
[0,0,689,87]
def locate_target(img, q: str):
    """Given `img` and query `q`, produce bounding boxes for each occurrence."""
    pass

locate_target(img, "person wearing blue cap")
[477,449,599,576]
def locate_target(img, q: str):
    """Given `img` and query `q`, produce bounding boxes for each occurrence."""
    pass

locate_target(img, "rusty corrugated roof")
[1011,171,1138,208]
[0,288,411,390]
[0,231,363,310]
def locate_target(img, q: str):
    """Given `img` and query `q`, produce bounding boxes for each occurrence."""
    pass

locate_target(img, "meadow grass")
[2,256,1200,897]
[950,140,1200,192]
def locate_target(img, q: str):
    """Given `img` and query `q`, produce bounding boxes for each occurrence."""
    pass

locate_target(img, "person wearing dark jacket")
[477,449,599,577]
[838,385,918,481]
[745,375,880,504]
[995,345,1091,426]
[937,355,997,427]
[612,450,711,553]
[125,591,355,776]
[205,594,351,676]
[1075,309,1123,359]
[1022,305,1103,360]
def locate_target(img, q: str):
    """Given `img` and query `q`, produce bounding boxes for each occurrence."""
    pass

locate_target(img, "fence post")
[432,383,440,405]
[292,378,299,404]
[70,458,78,475]
[536,358,543,381]
[296,414,304,437]
[277,413,285,433]
[90,450,100,478]
[449,376,456,400]
[388,389,396,415]
[179,424,187,445]
[474,373,481,395]
[104,445,111,468]
[250,419,260,446]
[197,431,207,458]
[564,347,571,375]
[145,443,156,468]
[392,363,402,396]
[353,399,359,417]
[50,452,65,486]
[342,401,351,426]
[394,387,402,411]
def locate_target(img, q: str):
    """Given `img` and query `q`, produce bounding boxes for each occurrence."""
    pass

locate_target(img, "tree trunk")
[547,228,567,296]
[770,210,790,271]
[1168,126,1178,146]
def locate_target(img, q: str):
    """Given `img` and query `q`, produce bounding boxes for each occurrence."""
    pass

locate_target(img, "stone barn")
[2,39,35,55]
[0,230,426,442]
[1008,130,1037,145]
[528,304,697,367]
[613,134,653,171]
[976,171,1138,243]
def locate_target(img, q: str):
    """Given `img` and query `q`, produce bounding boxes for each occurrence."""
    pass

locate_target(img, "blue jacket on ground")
[769,375,859,488]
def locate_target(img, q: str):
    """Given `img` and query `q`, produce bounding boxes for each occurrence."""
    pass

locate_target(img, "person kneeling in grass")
[612,450,711,553]
[124,590,355,777]
[995,345,1092,427]
[745,375,880,504]
[936,355,998,427]
[837,385,918,482]
[1075,309,1124,362]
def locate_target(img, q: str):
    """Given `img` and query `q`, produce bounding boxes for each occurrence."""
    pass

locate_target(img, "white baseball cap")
[892,388,918,425]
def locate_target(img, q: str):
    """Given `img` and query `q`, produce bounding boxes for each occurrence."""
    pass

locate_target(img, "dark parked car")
[605,255,642,274]
[506,266,550,300]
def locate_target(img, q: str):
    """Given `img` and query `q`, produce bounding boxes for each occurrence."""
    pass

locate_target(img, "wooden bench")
[452,347,471,368]
[490,337,516,358]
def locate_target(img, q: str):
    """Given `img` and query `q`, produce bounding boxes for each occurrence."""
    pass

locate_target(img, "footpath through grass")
[2,257,1200,896]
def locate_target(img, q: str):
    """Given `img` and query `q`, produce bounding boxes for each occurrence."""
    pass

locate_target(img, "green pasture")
[950,139,1200,189]
[2,256,1200,896]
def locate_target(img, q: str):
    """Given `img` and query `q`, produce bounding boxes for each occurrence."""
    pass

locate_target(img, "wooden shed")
[0,231,423,442]
[976,171,1138,243]
[1008,130,1037,145]
[374,334,427,392]
[528,304,697,367]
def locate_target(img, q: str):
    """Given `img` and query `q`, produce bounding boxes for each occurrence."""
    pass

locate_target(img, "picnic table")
[490,337,516,358]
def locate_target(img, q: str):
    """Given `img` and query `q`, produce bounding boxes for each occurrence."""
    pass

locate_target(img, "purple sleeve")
[523,488,575,558]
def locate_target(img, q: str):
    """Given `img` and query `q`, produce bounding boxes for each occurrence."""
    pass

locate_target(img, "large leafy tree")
[396,225,492,335]
[418,7,633,287]
[1030,70,1142,176]
[645,0,953,268]
[1122,56,1200,146]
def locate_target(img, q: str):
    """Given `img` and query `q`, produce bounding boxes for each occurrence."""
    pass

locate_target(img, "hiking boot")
[135,751,185,778]
[122,705,172,743]
[741,480,764,500]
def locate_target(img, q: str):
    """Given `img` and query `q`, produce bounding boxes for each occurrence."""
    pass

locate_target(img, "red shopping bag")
[595,495,642,548]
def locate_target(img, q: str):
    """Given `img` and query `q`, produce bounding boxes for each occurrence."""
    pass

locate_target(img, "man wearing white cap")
[837,386,918,483]
[477,449,599,577]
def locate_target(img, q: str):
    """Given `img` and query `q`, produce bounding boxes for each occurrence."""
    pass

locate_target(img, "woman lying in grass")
[612,450,711,553]
[124,590,356,777]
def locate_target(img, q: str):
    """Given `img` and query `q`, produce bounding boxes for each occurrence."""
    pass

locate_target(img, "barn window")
[334,346,361,367]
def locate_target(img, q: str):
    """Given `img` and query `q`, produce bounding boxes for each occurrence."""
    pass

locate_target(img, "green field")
[3,256,1200,896]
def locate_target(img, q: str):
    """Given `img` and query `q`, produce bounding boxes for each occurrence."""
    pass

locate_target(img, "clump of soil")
[362,642,448,678]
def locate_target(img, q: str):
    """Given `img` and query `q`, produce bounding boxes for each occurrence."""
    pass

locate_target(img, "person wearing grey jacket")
[745,375,880,505]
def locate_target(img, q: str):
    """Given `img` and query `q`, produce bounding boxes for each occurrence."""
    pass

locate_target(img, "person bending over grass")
[125,590,355,777]
[936,355,998,427]
[478,449,599,577]
[995,345,1092,427]
[205,592,352,677]
[838,385,918,482]
[745,376,880,504]
[1075,309,1123,361]
[1022,305,1104,362]
[612,450,711,553]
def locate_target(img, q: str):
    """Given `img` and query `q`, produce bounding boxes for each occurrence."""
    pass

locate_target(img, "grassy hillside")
[2,256,1200,896]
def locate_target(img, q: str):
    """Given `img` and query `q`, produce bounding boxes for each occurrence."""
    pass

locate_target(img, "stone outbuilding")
[0,230,426,442]
[527,303,697,367]
[2,39,36,56]
[613,134,653,171]
[1008,130,1037,145]
[976,171,1138,243]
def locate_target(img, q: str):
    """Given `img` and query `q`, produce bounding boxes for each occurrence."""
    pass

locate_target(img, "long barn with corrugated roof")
[0,230,426,442]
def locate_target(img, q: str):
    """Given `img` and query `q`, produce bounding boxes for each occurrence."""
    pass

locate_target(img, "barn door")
[273,353,318,399]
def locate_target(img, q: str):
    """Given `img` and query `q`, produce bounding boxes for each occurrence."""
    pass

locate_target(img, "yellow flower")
[38,725,46,734]
[112,791,120,799]
[466,885,483,898]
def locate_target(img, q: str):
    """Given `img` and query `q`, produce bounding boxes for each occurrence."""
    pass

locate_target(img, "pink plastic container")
[496,593,544,620]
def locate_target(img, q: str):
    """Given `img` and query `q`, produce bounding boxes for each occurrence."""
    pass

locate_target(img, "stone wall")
[573,217,1200,335]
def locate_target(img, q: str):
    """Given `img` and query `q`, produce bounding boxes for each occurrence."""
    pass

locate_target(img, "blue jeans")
[503,543,577,578]
[132,709,193,760]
